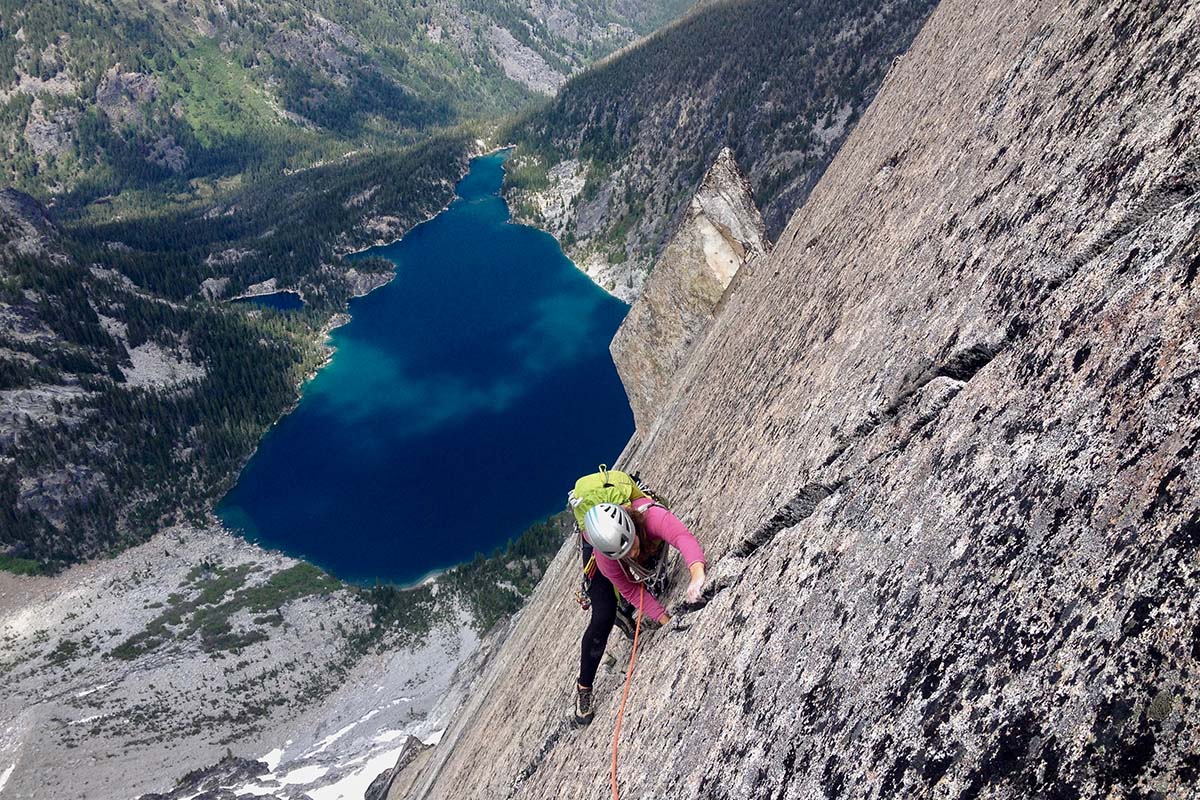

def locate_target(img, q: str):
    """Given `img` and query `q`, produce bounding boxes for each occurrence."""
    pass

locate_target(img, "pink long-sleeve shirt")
[586,497,706,621]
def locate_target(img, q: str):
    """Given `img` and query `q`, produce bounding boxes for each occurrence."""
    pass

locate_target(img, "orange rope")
[610,586,644,800]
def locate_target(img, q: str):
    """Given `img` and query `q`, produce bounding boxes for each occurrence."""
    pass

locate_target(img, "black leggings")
[579,569,617,688]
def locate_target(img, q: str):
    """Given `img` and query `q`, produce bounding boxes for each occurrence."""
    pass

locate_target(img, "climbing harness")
[577,520,669,617]
[610,585,644,800]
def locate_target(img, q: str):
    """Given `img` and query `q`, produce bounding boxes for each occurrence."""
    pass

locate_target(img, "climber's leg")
[579,571,617,689]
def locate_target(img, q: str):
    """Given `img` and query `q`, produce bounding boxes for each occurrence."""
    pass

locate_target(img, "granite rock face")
[611,148,767,429]
[375,736,433,800]
[94,67,160,127]
[0,188,57,255]
[400,0,1200,798]
[24,97,79,158]
[138,755,273,800]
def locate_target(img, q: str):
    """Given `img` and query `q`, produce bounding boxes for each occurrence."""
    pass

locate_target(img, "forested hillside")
[1,0,689,201]
[0,139,460,568]
[503,0,937,294]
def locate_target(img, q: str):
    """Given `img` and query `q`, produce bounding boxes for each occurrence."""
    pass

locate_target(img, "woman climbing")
[574,498,707,725]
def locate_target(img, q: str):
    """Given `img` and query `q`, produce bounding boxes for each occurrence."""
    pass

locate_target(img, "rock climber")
[574,499,707,725]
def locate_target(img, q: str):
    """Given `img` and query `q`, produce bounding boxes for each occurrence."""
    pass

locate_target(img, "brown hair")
[625,506,662,560]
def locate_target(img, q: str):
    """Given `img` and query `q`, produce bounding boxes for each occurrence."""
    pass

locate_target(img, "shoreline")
[215,139,607,594]
[337,143,514,260]
[227,286,308,304]
[236,143,605,595]
[502,211,641,304]
[209,144,487,542]
[497,150,640,304]
[213,141,508,588]
[401,566,449,591]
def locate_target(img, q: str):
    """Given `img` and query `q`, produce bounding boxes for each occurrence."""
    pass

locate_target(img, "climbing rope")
[610,585,644,800]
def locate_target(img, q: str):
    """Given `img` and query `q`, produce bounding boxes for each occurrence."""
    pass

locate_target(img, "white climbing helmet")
[583,503,636,559]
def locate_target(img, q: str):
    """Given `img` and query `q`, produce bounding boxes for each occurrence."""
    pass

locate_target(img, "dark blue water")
[217,152,634,584]
[232,291,305,310]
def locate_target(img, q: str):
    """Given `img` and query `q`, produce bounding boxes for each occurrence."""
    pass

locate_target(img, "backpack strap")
[629,497,663,513]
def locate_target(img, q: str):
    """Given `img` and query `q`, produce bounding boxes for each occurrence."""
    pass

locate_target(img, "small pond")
[232,291,305,311]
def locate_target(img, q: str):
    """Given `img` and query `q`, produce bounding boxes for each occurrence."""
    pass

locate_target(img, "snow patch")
[280,764,329,785]
[306,744,408,800]
[311,722,352,755]
[67,714,102,726]
[228,783,279,797]
[261,748,284,772]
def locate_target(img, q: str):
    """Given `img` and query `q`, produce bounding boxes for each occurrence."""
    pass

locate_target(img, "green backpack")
[568,464,647,531]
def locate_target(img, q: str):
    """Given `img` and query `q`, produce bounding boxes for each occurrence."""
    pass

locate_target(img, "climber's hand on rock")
[658,613,671,626]
[685,562,707,603]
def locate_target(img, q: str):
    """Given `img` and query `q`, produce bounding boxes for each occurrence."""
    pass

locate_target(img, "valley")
[5,0,1187,798]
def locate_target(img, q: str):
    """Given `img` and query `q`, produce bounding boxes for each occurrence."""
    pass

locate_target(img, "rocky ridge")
[504,0,939,300]
[389,0,1200,797]
[611,147,767,428]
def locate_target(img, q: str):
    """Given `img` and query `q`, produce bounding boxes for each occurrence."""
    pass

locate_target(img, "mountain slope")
[502,0,937,296]
[394,0,1200,797]
[0,513,567,800]
[611,147,766,426]
[0,186,312,565]
[0,0,689,200]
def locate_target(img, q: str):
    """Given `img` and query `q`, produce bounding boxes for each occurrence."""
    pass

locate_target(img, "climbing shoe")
[614,607,636,640]
[574,684,594,726]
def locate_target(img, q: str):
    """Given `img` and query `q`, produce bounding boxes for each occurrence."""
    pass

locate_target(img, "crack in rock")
[507,721,568,799]
[934,343,1002,381]
[883,340,1005,420]
[674,484,840,616]
[828,339,1007,469]
[675,578,734,614]
[737,483,836,558]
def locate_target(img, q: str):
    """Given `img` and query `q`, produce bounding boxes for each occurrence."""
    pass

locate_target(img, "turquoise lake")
[217,151,634,584]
